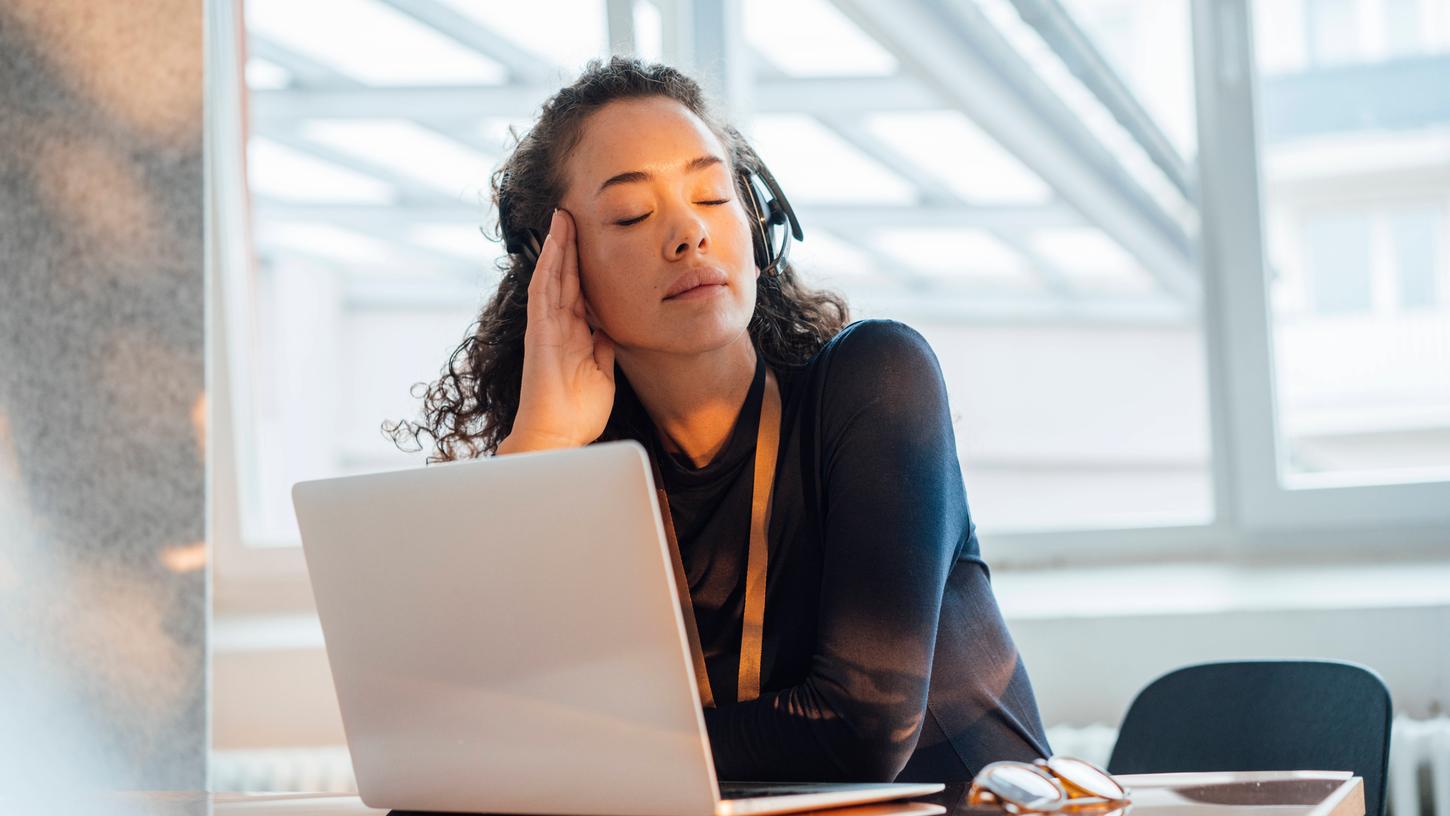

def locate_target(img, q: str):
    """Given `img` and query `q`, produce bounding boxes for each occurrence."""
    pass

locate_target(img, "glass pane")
[435,0,608,76]
[744,0,897,77]
[1303,210,1372,315]
[240,0,609,545]
[300,119,496,200]
[747,0,1212,532]
[1029,227,1156,296]
[1383,0,1424,56]
[245,0,507,85]
[1391,207,1441,310]
[1305,0,1359,66]
[247,139,396,204]
[239,0,1214,539]
[1057,0,1197,157]
[746,114,916,204]
[1253,0,1450,484]
[864,111,1053,204]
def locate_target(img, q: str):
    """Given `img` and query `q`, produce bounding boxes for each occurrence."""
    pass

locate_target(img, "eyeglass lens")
[989,764,1064,806]
[1045,757,1127,800]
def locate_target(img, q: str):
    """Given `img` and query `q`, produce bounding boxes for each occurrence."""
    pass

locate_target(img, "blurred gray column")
[0,0,206,797]
[657,0,752,122]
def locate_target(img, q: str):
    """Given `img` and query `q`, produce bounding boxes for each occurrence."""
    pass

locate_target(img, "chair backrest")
[1108,660,1392,816]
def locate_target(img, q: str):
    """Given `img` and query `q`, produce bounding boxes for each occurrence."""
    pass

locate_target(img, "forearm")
[705,321,960,782]
[702,677,924,782]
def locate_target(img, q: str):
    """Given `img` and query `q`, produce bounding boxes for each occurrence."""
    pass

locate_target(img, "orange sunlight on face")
[558,96,758,356]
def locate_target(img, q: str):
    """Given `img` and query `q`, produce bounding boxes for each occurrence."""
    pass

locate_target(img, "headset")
[498,155,804,278]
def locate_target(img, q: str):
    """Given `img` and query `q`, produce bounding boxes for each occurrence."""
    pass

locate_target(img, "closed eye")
[615,199,732,227]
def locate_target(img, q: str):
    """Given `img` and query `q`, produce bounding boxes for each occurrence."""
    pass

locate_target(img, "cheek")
[578,240,649,319]
[724,205,756,268]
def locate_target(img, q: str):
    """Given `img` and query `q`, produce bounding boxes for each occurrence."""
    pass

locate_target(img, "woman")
[390,56,1050,782]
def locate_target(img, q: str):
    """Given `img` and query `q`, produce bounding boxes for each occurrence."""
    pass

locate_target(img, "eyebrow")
[594,154,725,197]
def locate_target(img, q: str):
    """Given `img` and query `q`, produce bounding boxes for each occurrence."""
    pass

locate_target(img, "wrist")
[496,427,582,455]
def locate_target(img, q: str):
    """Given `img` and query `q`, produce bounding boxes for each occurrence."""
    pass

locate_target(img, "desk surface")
[112,771,1363,816]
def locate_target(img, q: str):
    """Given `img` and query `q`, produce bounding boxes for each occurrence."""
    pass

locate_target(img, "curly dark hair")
[385,55,850,462]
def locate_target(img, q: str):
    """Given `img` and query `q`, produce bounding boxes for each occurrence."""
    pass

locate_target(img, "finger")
[558,209,581,310]
[527,210,562,319]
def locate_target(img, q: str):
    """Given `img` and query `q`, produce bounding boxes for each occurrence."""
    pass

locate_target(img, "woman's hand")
[498,208,617,455]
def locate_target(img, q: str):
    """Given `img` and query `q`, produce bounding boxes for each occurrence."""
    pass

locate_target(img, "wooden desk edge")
[1312,776,1365,816]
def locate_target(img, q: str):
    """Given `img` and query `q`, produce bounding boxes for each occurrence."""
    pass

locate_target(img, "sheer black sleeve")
[703,320,969,781]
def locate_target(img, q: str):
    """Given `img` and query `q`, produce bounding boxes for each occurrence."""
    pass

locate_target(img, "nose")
[663,203,709,260]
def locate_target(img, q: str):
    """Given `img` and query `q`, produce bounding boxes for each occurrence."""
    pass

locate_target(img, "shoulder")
[813,319,943,388]
[802,319,949,423]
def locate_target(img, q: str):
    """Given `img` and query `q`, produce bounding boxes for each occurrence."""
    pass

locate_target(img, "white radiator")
[210,715,1450,815]
[1388,716,1450,816]
[211,745,357,794]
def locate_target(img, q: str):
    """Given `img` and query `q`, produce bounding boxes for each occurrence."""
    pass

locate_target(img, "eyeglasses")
[968,756,1132,814]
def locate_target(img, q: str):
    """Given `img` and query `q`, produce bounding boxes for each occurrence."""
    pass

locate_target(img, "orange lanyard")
[649,368,781,708]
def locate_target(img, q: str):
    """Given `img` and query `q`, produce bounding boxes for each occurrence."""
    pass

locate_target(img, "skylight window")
[247,138,396,204]
[245,58,291,90]
[301,119,496,201]
[746,114,915,204]
[872,228,1035,287]
[976,0,1192,221]
[434,0,608,76]
[408,223,506,266]
[245,0,507,86]
[744,0,897,76]
[257,222,406,267]
[1031,227,1154,295]
[477,118,531,155]
[789,229,881,282]
[865,110,1053,204]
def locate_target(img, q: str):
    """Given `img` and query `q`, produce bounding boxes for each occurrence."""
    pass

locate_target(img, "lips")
[663,266,730,300]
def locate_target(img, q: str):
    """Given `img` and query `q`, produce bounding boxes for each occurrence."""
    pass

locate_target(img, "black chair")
[1108,659,1393,816]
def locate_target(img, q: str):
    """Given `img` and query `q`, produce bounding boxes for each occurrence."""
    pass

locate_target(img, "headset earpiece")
[498,171,545,270]
[741,168,773,274]
[739,158,802,278]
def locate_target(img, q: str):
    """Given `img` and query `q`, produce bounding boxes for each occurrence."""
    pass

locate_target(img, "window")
[212,0,1449,575]
[228,0,604,547]
[745,0,1213,533]
[1254,0,1450,488]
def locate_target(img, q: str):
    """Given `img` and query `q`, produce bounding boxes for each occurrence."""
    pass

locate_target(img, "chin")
[643,303,753,355]
[669,316,752,354]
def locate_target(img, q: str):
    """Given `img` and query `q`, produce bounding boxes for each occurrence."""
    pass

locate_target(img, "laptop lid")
[293,441,720,816]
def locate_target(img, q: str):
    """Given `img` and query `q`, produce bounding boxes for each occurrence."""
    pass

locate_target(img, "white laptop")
[292,440,945,816]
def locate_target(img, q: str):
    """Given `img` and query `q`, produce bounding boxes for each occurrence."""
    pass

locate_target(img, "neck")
[618,333,759,469]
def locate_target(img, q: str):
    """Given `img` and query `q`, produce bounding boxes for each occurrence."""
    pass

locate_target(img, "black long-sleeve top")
[608,319,1051,783]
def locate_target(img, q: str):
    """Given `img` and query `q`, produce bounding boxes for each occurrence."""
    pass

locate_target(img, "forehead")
[564,97,730,194]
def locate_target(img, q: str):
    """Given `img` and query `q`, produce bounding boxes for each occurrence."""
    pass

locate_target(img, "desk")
[112,772,1362,816]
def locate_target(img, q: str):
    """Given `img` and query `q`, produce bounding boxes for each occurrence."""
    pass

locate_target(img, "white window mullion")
[1192,0,1274,541]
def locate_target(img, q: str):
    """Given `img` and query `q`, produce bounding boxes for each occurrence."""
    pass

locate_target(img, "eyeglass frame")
[967,756,1132,814]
